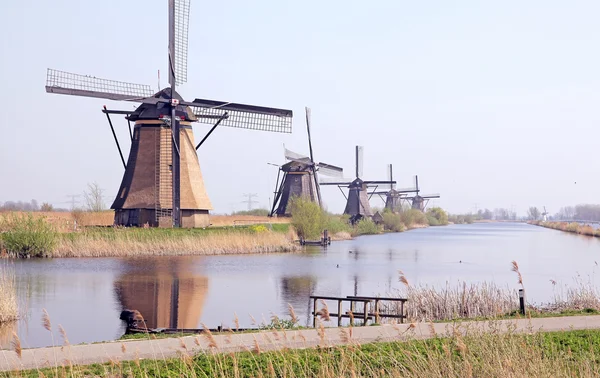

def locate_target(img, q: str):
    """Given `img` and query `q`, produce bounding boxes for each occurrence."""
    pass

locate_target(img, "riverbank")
[6,316,600,375]
[530,220,599,237]
[53,224,299,258]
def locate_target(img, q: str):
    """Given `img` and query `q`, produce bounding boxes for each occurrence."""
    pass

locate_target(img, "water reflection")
[279,276,316,324]
[113,258,208,329]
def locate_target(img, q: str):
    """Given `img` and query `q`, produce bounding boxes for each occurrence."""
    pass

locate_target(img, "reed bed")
[0,264,17,323]
[389,280,519,322]
[54,229,299,257]
[533,220,600,237]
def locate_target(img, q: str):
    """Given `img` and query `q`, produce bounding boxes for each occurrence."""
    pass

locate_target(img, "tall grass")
[391,280,519,321]
[0,264,17,323]
[54,228,299,257]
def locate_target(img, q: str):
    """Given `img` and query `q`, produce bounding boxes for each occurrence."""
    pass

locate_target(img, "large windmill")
[45,0,293,228]
[368,164,419,213]
[402,176,440,211]
[320,146,395,224]
[270,108,343,216]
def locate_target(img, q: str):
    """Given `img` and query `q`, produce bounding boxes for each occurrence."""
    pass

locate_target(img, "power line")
[241,193,259,211]
[66,194,81,210]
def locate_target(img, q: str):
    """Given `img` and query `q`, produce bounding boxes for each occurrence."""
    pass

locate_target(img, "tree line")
[0,182,107,213]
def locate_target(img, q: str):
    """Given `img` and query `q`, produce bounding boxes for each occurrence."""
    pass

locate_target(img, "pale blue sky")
[1,0,600,215]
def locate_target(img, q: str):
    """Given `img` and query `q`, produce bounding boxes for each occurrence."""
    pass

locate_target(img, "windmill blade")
[305,107,315,162]
[387,164,394,190]
[46,69,154,102]
[171,0,190,85]
[421,193,440,199]
[284,148,310,162]
[190,98,293,133]
[319,177,354,185]
[356,146,364,178]
[316,162,344,177]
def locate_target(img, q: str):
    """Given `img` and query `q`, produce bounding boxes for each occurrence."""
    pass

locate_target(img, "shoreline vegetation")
[530,220,600,237]
[0,199,453,258]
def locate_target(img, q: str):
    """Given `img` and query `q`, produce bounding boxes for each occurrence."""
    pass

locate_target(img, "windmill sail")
[317,163,343,177]
[172,0,190,85]
[45,69,154,101]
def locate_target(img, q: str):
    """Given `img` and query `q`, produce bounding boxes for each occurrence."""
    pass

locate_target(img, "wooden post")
[400,301,405,324]
[374,299,380,324]
[519,289,525,315]
[323,229,329,246]
[313,297,318,328]
[338,299,342,326]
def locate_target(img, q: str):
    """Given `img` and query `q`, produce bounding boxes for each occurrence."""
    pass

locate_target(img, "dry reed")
[0,264,17,323]
[390,281,519,322]
[54,230,299,257]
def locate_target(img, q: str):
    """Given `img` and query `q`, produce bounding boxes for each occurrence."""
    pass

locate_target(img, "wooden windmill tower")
[402,176,440,211]
[321,146,395,224]
[45,0,293,228]
[270,108,343,216]
[369,164,419,213]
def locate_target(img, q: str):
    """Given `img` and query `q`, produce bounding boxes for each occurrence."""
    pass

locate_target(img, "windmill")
[320,146,395,224]
[270,108,343,216]
[44,0,293,228]
[368,164,419,213]
[402,175,440,211]
[542,206,549,222]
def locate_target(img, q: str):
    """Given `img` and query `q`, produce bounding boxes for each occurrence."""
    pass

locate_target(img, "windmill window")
[169,165,172,172]
[120,188,126,198]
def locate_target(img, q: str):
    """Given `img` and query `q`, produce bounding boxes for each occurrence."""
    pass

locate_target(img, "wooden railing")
[310,295,408,327]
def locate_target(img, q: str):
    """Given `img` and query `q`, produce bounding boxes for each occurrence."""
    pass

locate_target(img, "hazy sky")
[1,0,600,215]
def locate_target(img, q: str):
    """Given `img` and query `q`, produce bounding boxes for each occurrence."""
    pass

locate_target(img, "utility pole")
[66,194,81,210]
[242,193,259,211]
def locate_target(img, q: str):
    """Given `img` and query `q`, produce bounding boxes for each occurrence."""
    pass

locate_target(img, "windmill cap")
[127,87,197,122]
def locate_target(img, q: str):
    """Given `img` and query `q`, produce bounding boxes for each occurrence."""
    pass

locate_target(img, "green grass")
[435,308,600,323]
[58,223,290,242]
[16,328,600,377]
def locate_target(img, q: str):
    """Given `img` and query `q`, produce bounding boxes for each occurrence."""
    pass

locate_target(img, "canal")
[4,222,600,349]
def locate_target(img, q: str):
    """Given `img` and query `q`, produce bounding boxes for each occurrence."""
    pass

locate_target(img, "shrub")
[40,202,54,212]
[400,209,428,227]
[0,213,57,258]
[382,212,405,232]
[426,207,449,226]
[426,214,440,226]
[353,218,381,236]
[289,197,324,240]
[323,213,352,234]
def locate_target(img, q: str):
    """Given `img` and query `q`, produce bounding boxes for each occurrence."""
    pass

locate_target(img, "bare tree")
[84,182,106,212]
[527,206,540,220]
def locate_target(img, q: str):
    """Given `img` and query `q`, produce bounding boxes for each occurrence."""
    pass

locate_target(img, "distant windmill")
[270,108,343,216]
[44,0,293,228]
[542,206,549,222]
[320,146,395,224]
[402,176,440,211]
[369,164,419,213]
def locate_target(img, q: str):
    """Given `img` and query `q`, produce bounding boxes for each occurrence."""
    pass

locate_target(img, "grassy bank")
[13,326,600,377]
[0,212,299,258]
[54,224,299,257]
[532,220,600,237]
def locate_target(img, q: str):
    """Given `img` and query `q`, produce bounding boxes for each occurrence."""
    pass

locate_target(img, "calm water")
[4,222,600,349]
